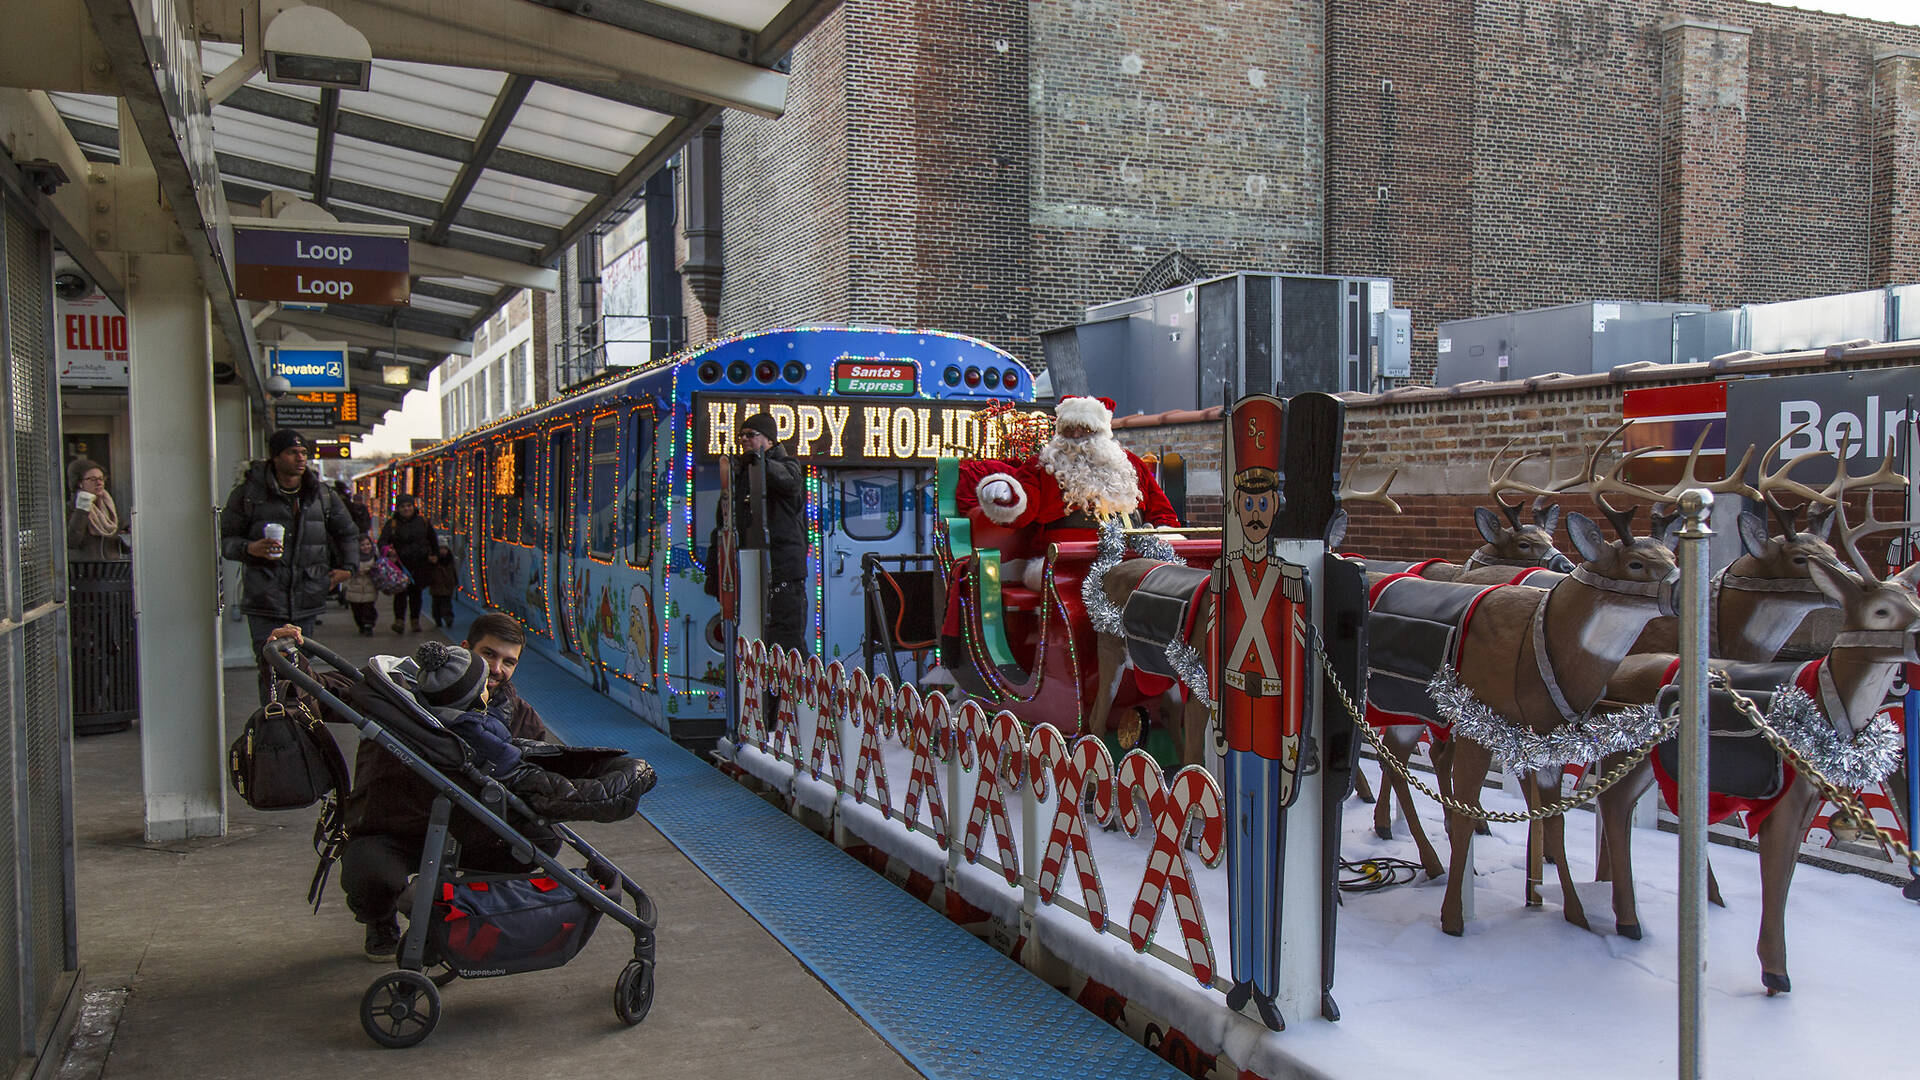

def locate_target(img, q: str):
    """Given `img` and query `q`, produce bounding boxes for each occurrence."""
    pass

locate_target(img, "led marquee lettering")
[693,394,1045,465]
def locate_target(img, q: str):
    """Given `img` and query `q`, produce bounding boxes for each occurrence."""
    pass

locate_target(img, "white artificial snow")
[734,699,1918,1078]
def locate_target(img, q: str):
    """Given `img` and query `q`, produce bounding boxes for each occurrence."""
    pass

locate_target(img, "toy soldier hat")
[1231,399,1283,494]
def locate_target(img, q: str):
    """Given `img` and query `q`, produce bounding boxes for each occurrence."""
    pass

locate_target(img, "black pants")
[431,593,454,626]
[349,601,378,632]
[248,613,316,705]
[766,577,808,654]
[341,832,543,925]
[391,585,423,624]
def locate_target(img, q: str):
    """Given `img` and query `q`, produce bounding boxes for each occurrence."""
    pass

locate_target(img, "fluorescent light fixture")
[382,365,413,385]
[263,5,372,92]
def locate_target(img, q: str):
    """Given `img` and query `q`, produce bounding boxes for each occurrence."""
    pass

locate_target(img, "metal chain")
[1309,628,1675,823]
[1711,671,1920,876]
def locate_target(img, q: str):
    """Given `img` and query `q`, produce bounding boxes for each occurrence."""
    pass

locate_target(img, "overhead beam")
[539,105,715,265]
[537,76,703,119]
[0,91,127,309]
[755,0,844,65]
[199,0,788,117]
[410,242,558,293]
[535,0,755,63]
[221,85,616,193]
[426,74,531,245]
[312,88,340,207]
[409,280,495,310]
[267,309,473,356]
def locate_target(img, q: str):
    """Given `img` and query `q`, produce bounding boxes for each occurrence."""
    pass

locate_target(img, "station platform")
[60,616,1179,1079]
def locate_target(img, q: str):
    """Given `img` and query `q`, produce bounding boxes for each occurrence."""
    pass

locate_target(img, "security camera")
[54,271,92,302]
[265,374,293,397]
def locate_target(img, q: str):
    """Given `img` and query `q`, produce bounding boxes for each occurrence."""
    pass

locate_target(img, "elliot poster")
[57,291,130,388]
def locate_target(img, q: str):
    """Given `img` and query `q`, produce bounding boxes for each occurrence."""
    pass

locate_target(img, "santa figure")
[958,394,1182,591]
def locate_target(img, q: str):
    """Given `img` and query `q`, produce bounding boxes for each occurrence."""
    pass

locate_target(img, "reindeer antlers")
[1819,436,1915,575]
[1341,452,1402,514]
[1585,422,1759,539]
[1488,438,1586,512]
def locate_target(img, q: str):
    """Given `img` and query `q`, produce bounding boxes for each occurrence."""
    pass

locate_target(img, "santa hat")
[1054,395,1116,437]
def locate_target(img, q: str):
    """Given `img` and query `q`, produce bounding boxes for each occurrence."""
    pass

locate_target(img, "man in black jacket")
[733,412,809,653]
[220,429,358,703]
[338,613,551,960]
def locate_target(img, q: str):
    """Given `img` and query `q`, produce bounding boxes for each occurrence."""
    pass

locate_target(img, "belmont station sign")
[693,393,1048,466]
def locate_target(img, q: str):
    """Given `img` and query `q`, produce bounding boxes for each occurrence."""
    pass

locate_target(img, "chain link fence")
[3,192,80,1075]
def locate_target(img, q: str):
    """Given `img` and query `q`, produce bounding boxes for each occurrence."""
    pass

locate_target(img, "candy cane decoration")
[735,637,765,748]
[847,668,893,816]
[769,647,804,760]
[958,701,1025,886]
[1115,751,1226,986]
[902,687,950,848]
[806,657,845,786]
[1027,725,1115,930]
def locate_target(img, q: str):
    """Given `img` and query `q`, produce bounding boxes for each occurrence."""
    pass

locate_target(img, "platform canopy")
[49,0,833,435]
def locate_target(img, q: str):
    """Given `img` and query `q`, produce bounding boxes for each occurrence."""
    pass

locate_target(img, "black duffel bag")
[228,680,351,811]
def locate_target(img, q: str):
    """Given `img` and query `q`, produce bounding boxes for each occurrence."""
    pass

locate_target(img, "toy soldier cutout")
[1219,394,1307,1031]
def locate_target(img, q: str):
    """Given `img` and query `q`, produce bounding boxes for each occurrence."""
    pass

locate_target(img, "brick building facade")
[694,0,1920,384]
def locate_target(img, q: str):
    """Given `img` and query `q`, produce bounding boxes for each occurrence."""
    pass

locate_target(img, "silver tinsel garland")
[1080,520,1130,637]
[1079,521,1212,702]
[1427,664,1667,770]
[1765,686,1903,791]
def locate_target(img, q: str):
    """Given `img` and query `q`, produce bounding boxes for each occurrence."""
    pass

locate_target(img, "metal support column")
[212,383,255,669]
[1675,488,1714,1080]
[128,250,225,842]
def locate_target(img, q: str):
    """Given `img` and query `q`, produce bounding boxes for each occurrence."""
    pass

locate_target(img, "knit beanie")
[268,428,309,457]
[413,641,486,710]
[739,413,778,441]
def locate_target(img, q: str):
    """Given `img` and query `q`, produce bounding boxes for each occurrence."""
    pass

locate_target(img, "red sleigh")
[933,457,1220,738]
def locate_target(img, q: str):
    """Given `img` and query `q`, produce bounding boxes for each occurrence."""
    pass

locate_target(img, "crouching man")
[341,612,552,960]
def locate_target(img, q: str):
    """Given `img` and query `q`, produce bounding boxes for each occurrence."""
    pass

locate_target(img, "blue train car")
[357,327,1034,748]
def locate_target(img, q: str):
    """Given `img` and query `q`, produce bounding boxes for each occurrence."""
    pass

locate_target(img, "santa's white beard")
[1039,433,1139,518]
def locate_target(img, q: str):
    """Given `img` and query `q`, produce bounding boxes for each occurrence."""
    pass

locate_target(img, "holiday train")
[355,327,1034,749]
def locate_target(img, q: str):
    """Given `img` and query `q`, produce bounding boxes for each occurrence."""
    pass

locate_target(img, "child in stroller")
[267,637,659,1049]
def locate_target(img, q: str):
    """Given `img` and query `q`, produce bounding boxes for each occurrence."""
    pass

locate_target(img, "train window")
[589,413,620,559]
[625,408,654,567]
[514,437,538,545]
[838,472,904,542]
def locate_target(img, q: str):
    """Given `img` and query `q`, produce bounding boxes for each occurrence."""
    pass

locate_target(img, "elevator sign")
[232,223,411,306]
[272,345,351,391]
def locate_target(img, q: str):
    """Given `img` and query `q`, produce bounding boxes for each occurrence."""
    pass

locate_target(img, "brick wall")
[719,4,850,332]
[1025,0,1327,340]
[1326,0,1920,383]
[1114,350,1918,576]
[713,0,1920,377]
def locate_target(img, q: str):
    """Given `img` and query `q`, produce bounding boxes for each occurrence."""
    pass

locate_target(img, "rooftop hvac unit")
[1040,271,1397,417]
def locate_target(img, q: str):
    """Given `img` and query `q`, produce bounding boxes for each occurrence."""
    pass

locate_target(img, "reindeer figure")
[1363,442,1584,857]
[1397,424,1752,935]
[1595,450,1919,993]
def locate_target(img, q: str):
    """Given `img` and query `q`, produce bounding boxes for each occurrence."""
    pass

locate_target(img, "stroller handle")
[263,636,358,677]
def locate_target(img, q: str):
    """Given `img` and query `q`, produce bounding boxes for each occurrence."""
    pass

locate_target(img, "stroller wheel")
[614,961,654,1027]
[360,971,441,1048]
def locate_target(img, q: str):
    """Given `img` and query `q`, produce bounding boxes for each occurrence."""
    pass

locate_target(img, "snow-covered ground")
[733,713,1917,1079]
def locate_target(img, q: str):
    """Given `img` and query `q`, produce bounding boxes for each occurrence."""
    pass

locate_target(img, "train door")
[819,467,930,670]
[549,424,580,654]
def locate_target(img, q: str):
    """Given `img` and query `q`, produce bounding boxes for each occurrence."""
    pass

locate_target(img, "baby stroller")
[266,639,658,1049]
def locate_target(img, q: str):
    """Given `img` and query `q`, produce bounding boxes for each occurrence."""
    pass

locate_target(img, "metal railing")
[554,315,687,392]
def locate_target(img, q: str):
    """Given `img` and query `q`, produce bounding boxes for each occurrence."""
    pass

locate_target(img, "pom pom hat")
[1054,395,1115,438]
[413,641,487,710]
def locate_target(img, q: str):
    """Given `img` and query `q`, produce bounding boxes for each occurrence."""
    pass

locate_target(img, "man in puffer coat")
[220,428,358,702]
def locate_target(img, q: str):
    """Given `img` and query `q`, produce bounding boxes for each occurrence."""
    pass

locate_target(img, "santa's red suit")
[941,395,1180,643]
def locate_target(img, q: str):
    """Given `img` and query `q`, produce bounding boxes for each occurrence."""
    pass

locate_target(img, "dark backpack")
[227,680,351,812]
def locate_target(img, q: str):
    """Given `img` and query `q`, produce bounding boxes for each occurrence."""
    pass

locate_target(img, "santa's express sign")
[57,292,130,388]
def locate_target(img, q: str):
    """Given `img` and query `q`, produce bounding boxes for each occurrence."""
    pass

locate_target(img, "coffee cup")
[262,522,285,559]
[73,490,95,511]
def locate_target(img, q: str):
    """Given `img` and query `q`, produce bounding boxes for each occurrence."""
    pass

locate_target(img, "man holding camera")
[220,428,359,703]
[729,413,808,653]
